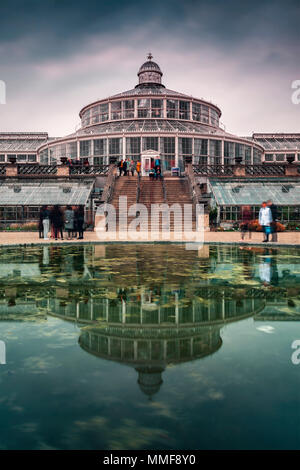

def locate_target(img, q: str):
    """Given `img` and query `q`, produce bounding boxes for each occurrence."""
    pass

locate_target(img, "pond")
[0,243,299,450]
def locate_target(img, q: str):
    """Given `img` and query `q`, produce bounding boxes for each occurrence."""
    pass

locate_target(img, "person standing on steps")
[122,159,127,176]
[136,161,141,177]
[154,165,162,180]
[129,160,136,177]
[126,158,131,176]
[259,201,273,242]
[118,159,123,177]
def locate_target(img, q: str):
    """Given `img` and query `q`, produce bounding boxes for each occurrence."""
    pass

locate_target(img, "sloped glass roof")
[0,138,48,151]
[67,120,231,138]
[0,181,94,205]
[253,135,300,151]
[209,179,300,206]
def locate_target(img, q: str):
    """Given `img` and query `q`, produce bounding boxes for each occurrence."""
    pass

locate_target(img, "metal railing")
[70,164,110,176]
[192,165,234,176]
[18,164,57,175]
[193,163,299,177]
[245,164,286,176]
[136,173,141,203]
[162,175,167,203]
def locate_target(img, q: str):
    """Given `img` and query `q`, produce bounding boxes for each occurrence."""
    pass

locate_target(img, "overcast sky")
[0,0,299,137]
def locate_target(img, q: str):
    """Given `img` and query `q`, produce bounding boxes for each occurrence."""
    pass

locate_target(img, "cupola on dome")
[137,53,163,87]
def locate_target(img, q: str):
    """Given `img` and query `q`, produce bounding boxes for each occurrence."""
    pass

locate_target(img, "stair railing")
[136,172,141,203]
[100,164,117,204]
[162,175,167,203]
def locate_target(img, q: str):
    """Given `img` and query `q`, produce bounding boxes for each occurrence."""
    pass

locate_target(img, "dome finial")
[136,55,164,88]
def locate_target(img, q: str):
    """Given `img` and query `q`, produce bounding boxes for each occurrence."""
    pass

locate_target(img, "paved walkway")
[0,230,299,246]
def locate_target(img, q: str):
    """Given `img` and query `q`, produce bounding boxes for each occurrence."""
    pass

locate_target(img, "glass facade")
[224,141,235,164]
[209,140,221,164]
[126,137,140,159]
[220,205,300,223]
[179,101,190,120]
[67,142,77,159]
[80,140,91,157]
[39,149,49,165]
[123,100,134,119]
[253,148,262,163]
[94,139,106,156]
[245,146,251,163]
[111,101,122,120]
[143,137,159,151]
[81,98,220,128]
[194,139,208,164]
[138,99,150,118]
[39,136,263,167]
[109,138,122,162]
[167,100,178,119]
[160,137,175,170]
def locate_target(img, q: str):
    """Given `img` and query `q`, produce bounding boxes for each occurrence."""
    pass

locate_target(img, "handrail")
[162,175,167,203]
[192,163,299,177]
[69,164,110,176]
[100,164,117,203]
[186,164,202,205]
[136,172,141,203]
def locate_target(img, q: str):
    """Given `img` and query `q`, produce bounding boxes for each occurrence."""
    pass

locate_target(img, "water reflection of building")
[48,286,264,325]
[0,243,300,396]
[79,323,222,398]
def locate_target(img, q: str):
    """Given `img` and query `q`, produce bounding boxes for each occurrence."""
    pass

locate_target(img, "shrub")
[21,222,38,231]
[248,219,285,232]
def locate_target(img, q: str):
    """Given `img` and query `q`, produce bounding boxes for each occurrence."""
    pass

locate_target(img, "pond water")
[0,243,299,450]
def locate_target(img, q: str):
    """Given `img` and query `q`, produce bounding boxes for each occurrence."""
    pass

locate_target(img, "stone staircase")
[109,175,138,229]
[164,178,196,230]
[109,175,196,232]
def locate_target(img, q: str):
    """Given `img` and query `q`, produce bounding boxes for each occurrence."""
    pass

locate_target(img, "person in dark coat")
[122,159,128,176]
[267,199,278,242]
[50,205,64,240]
[75,205,85,239]
[117,160,123,176]
[38,206,45,238]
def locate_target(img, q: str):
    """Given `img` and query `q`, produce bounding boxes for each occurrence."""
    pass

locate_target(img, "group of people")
[240,199,278,242]
[66,158,90,168]
[117,158,162,180]
[149,162,162,180]
[117,159,141,177]
[39,205,85,241]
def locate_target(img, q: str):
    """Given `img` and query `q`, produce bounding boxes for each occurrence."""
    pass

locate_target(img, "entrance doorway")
[140,149,161,177]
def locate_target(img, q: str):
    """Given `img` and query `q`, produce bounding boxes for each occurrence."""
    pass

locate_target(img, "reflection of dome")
[136,366,164,399]
[78,324,222,399]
